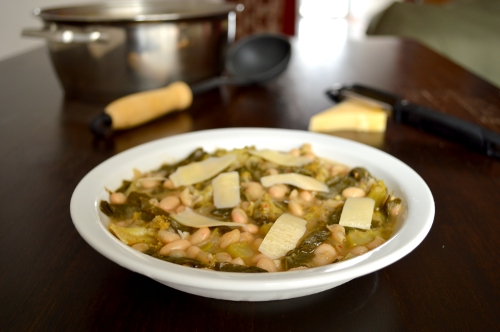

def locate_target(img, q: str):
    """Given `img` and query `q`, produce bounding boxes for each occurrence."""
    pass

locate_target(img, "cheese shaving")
[169,154,236,187]
[172,207,246,230]
[260,173,329,192]
[249,149,313,166]
[258,213,307,259]
[339,197,375,230]
[212,171,241,209]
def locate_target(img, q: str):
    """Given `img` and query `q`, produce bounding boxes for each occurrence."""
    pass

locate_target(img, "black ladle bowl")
[90,33,292,136]
[190,33,292,94]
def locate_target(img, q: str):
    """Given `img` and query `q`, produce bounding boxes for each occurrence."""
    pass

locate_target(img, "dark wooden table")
[2,35,500,331]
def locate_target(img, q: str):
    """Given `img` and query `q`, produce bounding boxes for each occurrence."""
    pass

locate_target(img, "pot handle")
[22,28,108,44]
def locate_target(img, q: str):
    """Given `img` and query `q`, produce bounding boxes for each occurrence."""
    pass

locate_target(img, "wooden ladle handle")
[105,81,193,130]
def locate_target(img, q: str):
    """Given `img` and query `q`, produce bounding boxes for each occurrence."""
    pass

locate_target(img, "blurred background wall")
[0,0,396,62]
[0,0,97,61]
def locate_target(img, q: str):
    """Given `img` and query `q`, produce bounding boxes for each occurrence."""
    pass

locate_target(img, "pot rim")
[34,1,239,23]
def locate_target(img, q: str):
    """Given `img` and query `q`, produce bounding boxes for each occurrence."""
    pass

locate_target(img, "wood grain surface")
[1,36,499,331]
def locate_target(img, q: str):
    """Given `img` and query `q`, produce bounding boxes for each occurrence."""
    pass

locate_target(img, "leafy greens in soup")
[99,144,402,273]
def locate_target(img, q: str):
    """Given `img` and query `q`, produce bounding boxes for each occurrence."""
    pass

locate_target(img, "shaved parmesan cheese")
[249,149,313,166]
[260,173,329,192]
[212,172,240,209]
[258,213,307,259]
[339,197,375,230]
[172,207,246,230]
[169,154,236,187]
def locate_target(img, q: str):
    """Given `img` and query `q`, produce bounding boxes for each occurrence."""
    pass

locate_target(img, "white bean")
[327,224,346,243]
[239,232,255,244]
[169,249,187,258]
[180,187,193,207]
[342,187,366,198]
[190,227,210,245]
[391,203,403,216]
[158,230,181,244]
[288,200,304,217]
[215,252,233,263]
[231,208,248,224]
[175,205,186,213]
[324,199,343,208]
[366,236,386,250]
[110,192,127,204]
[250,253,268,264]
[219,229,240,249]
[244,182,265,201]
[350,246,369,256]
[246,224,259,234]
[159,196,180,211]
[266,168,279,175]
[159,239,191,256]
[231,257,245,266]
[186,246,201,259]
[268,184,289,200]
[140,179,160,189]
[197,251,214,265]
[332,231,346,244]
[299,190,313,202]
[288,266,308,271]
[313,243,338,266]
[131,243,149,252]
[256,257,278,272]
[252,238,264,251]
[163,178,175,189]
[116,220,133,227]
[240,201,251,211]
[330,164,347,177]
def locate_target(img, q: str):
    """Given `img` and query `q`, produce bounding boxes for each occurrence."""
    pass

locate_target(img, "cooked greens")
[100,145,403,273]
[281,226,331,270]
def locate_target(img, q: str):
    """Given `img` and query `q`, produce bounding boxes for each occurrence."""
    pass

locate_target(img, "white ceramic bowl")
[70,128,434,301]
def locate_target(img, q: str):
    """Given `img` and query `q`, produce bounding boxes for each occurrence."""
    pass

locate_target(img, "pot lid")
[34,1,240,22]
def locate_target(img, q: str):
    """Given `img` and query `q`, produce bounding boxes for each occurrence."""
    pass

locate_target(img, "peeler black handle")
[326,84,500,158]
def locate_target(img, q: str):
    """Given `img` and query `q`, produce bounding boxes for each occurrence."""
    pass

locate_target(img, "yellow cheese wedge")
[248,149,313,166]
[172,207,246,230]
[258,213,307,259]
[339,197,375,230]
[260,173,329,192]
[169,154,236,187]
[308,100,387,133]
[212,171,241,209]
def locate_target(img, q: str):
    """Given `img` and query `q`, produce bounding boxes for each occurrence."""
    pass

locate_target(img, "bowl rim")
[70,128,435,294]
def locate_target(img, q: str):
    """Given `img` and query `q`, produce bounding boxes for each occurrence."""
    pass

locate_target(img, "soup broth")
[100,144,402,273]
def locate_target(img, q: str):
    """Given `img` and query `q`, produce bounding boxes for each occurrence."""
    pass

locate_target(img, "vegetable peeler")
[325,84,500,159]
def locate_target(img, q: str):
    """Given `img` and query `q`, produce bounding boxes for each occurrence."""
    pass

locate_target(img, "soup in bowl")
[70,128,434,301]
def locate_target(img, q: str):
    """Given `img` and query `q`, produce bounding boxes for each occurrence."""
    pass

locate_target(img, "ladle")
[90,33,292,136]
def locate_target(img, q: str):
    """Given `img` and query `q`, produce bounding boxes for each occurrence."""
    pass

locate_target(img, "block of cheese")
[308,100,387,133]
[339,197,375,230]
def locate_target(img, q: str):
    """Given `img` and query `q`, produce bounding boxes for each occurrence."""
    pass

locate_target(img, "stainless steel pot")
[23,1,238,102]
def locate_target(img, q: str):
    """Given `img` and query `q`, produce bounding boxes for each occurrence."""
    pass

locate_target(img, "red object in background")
[227,0,296,39]
[282,0,296,36]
